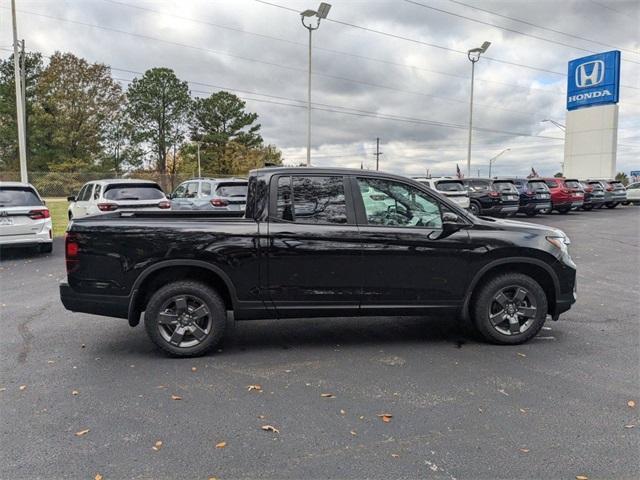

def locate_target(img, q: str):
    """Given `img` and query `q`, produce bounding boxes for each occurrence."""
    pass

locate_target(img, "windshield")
[0,187,42,207]
[104,184,165,201]
[215,183,248,197]
[492,181,518,193]
[435,181,465,192]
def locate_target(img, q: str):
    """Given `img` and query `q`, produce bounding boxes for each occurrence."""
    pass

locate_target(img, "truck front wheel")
[472,273,547,345]
[144,281,226,357]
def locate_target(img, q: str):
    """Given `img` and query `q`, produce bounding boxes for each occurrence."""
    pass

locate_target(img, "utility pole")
[374,137,383,171]
[20,40,26,144]
[12,0,28,183]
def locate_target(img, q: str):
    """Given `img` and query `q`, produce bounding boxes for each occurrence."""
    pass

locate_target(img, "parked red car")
[542,177,584,214]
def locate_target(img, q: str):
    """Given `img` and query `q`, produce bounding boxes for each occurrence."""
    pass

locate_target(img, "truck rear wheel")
[144,281,226,357]
[472,273,547,345]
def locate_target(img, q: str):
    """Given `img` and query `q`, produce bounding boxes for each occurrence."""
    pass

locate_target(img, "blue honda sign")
[567,50,620,111]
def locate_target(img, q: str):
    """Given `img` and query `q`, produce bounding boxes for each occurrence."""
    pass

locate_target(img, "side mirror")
[67,196,76,202]
[439,211,466,238]
[167,193,173,199]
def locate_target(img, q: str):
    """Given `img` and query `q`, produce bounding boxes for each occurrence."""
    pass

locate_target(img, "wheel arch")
[461,257,560,321]
[127,260,237,327]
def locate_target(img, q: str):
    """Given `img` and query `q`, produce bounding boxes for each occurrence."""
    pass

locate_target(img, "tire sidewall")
[144,281,226,357]
[473,273,548,345]
[469,201,481,216]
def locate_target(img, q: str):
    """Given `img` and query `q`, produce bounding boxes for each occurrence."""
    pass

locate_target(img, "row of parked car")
[414,176,636,217]
[1,174,638,253]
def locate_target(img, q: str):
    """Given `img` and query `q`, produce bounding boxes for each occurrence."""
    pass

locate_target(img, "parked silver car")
[170,178,248,212]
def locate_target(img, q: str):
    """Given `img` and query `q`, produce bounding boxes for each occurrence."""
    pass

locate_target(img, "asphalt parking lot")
[1,207,638,480]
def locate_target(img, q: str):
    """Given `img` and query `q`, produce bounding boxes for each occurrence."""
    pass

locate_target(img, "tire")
[469,201,481,216]
[39,243,53,254]
[622,201,630,206]
[557,207,571,214]
[525,211,537,217]
[582,204,593,211]
[144,281,226,357]
[472,273,548,345]
[605,202,618,209]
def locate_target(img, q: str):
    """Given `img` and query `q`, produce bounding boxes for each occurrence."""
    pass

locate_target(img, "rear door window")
[564,180,582,189]
[527,181,549,192]
[275,175,347,224]
[545,180,559,188]
[79,184,94,201]
[0,187,42,207]
[104,184,164,201]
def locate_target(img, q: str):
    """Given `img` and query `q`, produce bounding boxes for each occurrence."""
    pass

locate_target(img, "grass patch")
[44,198,69,237]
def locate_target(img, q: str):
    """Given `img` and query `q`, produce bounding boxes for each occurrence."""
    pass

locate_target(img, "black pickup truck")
[60,167,577,356]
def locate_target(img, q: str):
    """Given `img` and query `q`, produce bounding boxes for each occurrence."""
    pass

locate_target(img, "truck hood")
[474,216,569,240]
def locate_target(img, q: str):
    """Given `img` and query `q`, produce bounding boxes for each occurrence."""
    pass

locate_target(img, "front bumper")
[60,282,130,319]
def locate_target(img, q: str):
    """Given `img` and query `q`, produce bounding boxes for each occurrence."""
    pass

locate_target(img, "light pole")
[542,120,566,174]
[488,148,510,178]
[466,41,491,179]
[300,2,331,167]
[11,0,27,183]
[192,141,202,177]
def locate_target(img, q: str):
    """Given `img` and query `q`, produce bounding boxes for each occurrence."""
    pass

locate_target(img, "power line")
[446,0,639,55]
[254,0,640,91]
[5,6,558,118]
[406,0,640,61]
[104,0,568,97]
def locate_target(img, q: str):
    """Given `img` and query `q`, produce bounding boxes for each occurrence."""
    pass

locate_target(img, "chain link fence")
[0,171,243,197]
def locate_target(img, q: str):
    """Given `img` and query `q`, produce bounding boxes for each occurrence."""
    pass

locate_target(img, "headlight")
[546,235,570,252]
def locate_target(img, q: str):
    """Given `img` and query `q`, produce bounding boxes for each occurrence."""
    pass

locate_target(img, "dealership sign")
[567,50,620,110]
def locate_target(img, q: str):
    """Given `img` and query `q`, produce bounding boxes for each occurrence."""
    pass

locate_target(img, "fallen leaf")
[152,440,163,451]
[350,431,357,436]
[156,385,166,389]
[258,415,265,419]
[95,475,103,480]
[627,400,636,408]
[498,389,509,396]
[359,415,364,420]
[171,394,182,401]
[47,360,55,364]
[377,413,393,423]
[81,344,86,348]
[519,408,527,414]
[520,448,530,453]
[0,388,5,392]
[215,441,226,449]
[247,385,262,392]
[624,424,635,429]
[75,429,90,437]
[517,353,526,357]
[19,385,26,391]
[72,390,79,396]
[340,409,346,415]
[391,453,400,458]
[576,476,588,480]
[208,477,218,480]
[191,367,197,372]
[321,393,335,398]
[261,425,280,434]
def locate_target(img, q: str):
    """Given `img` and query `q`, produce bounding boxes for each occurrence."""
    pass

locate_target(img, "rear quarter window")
[492,181,517,193]
[215,183,248,197]
[435,181,464,192]
[545,180,559,188]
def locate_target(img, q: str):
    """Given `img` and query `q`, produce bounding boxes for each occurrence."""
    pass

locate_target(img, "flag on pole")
[527,167,539,178]
[456,164,463,179]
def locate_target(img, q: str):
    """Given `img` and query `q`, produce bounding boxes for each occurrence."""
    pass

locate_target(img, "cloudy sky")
[2,0,639,177]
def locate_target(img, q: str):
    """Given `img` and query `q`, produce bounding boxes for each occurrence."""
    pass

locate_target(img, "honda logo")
[575,60,604,88]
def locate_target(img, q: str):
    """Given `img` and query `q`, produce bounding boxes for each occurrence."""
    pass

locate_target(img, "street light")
[466,40,491,178]
[300,2,331,167]
[191,141,202,177]
[488,148,510,178]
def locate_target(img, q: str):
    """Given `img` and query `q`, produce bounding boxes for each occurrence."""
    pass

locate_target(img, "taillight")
[561,188,571,194]
[211,198,229,207]
[606,186,613,191]
[28,209,50,220]
[65,233,80,274]
[97,203,119,212]
[157,200,171,209]
[526,190,534,196]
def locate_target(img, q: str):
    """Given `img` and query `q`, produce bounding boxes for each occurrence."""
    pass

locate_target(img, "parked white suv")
[0,182,53,253]
[413,177,470,209]
[68,179,170,219]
